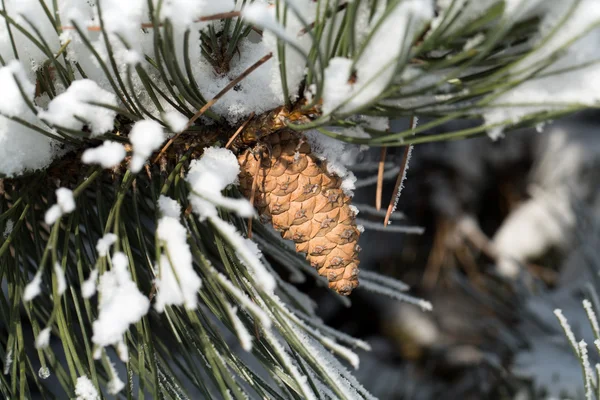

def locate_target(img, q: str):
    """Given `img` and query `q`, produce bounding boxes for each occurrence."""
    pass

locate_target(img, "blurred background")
[300,111,600,400]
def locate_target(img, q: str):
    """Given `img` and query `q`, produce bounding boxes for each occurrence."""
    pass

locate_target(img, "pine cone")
[238,130,360,295]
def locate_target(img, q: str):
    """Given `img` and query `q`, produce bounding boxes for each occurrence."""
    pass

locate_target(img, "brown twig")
[153,53,273,164]
[383,145,412,227]
[376,147,387,211]
[383,116,416,226]
[225,112,255,149]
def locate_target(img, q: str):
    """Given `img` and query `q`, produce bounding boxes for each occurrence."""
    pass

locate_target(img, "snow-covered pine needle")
[578,340,596,400]
[357,218,424,234]
[554,309,581,357]
[360,270,411,292]
[359,280,432,311]
[584,299,600,340]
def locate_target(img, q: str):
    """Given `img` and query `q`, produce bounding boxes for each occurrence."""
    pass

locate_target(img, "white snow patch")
[157,195,181,218]
[162,111,188,133]
[96,233,118,257]
[322,1,433,115]
[54,262,67,295]
[56,188,75,214]
[2,220,13,238]
[82,141,127,169]
[75,375,100,400]
[187,147,254,218]
[0,61,35,117]
[44,188,76,225]
[23,272,43,302]
[129,120,165,173]
[35,327,51,350]
[304,130,360,196]
[82,269,99,299]
[38,79,118,136]
[92,252,150,350]
[154,211,202,312]
[484,1,600,138]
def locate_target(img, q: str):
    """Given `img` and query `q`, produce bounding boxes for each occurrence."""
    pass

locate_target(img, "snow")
[242,3,294,44]
[492,125,598,277]
[117,340,129,363]
[23,272,42,302]
[154,203,202,312]
[35,327,51,350]
[303,130,359,196]
[162,111,188,133]
[54,263,67,295]
[578,340,594,399]
[0,61,35,117]
[3,220,13,238]
[187,147,254,218]
[583,300,600,338]
[45,188,76,225]
[96,233,118,257]
[160,0,234,27]
[3,350,12,375]
[75,376,100,400]
[0,61,57,177]
[229,306,253,351]
[57,188,76,214]
[484,1,600,139]
[129,120,165,173]
[554,309,580,355]
[157,195,181,219]
[82,269,99,299]
[44,205,63,226]
[92,252,150,350]
[322,0,434,115]
[100,0,148,59]
[0,115,57,177]
[82,141,127,169]
[38,80,118,136]
[106,359,125,395]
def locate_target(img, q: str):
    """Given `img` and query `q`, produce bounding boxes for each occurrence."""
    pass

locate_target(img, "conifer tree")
[0,0,599,398]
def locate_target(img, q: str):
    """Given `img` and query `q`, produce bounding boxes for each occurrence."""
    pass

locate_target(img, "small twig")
[376,147,387,211]
[154,53,273,163]
[247,151,263,239]
[225,112,255,149]
[383,116,416,226]
[383,146,412,226]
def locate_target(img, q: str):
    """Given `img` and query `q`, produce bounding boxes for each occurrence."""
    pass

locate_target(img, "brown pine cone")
[238,130,360,295]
